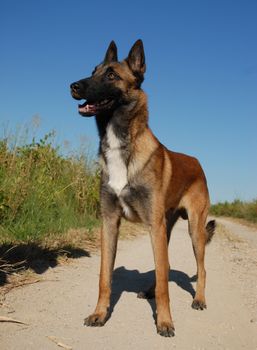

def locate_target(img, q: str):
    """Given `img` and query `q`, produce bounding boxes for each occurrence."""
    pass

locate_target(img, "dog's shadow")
[109,266,196,322]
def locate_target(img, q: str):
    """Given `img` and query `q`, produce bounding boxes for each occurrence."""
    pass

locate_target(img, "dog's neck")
[96,90,150,196]
[96,90,148,152]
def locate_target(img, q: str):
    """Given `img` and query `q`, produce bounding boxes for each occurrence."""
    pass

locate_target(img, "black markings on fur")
[121,185,151,222]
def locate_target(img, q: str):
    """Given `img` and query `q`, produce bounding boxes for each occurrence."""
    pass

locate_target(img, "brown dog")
[70,40,215,337]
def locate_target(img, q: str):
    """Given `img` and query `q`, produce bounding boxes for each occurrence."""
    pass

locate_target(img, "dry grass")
[218,216,257,230]
[119,220,149,239]
[215,222,243,243]
[0,232,94,301]
[0,221,147,301]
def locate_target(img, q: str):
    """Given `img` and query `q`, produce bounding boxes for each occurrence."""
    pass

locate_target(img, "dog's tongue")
[78,102,97,115]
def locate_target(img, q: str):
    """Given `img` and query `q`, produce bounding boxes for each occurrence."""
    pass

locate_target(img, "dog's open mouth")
[78,99,114,117]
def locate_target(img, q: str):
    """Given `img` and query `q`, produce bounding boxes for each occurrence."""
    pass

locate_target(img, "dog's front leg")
[150,213,175,337]
[84,212,120,327]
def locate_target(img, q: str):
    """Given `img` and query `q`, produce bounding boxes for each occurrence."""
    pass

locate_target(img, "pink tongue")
[79,104,96,114]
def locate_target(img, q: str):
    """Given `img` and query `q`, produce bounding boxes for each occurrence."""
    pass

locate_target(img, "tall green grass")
[0,129,100,243]
[210,199,257,223]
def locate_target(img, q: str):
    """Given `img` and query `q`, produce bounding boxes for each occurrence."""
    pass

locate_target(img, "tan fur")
[91,95,211,335]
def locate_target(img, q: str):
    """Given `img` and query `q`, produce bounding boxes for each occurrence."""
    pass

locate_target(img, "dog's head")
[70,40,146,117]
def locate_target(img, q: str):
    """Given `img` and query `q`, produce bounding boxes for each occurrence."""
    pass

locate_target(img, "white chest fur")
[105,125,128,196]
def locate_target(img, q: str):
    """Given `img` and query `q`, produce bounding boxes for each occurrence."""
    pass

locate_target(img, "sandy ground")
[1,218,257,350]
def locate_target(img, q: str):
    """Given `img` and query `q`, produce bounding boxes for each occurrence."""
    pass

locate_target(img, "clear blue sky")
[0,0,256,203]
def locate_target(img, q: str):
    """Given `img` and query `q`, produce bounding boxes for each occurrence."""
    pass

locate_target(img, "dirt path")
[1,218,257,350]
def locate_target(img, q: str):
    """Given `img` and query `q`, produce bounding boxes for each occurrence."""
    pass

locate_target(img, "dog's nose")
[70,82,80,92]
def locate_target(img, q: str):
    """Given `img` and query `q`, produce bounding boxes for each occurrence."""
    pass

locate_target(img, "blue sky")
[0,0,256,203]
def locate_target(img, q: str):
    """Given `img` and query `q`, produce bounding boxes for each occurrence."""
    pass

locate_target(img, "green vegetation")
[210,199,257,223]
[1,124,255,244]
[0,129,100,243]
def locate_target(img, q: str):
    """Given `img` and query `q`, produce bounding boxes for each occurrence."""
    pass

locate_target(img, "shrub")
[210,199,257,223]
[0,131,100,242]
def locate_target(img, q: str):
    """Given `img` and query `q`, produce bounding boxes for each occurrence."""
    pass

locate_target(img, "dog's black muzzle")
[70,79,90,100]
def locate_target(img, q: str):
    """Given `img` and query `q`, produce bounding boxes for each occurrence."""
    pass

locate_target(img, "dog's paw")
[157,322,175,337]
[191,299,207,310]
[84,313,107,327]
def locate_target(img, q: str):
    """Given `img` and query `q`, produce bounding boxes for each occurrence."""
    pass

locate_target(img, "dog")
[70,40,215,337]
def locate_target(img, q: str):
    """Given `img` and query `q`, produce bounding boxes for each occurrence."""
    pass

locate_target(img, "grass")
[0,127,100,243]
[0,125,102,289]
[210,199,257,223]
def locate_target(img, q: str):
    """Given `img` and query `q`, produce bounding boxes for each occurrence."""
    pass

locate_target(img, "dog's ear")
[104,40,118,63]
[126,39,146,78]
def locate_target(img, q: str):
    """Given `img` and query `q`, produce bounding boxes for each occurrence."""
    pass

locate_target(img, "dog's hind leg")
[84,210,121,327]
[188,207,209,310]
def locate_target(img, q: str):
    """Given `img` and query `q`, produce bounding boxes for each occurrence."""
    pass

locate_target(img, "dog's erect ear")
[104,41,118,63]
[126,39,146,76]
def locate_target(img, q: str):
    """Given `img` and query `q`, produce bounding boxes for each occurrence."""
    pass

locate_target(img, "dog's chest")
[105,125,128,196]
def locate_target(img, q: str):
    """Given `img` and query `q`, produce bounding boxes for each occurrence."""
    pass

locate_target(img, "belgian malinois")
[70,40,215,337]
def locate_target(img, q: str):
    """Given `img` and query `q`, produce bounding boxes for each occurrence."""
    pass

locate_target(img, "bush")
[210,199,257,223]
[0,131,100,242]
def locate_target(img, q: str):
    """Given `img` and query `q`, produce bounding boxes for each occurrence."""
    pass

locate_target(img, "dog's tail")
[206,220,216,244]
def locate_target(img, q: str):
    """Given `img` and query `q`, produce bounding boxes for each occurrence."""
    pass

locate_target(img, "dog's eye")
[107,72,116,80]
